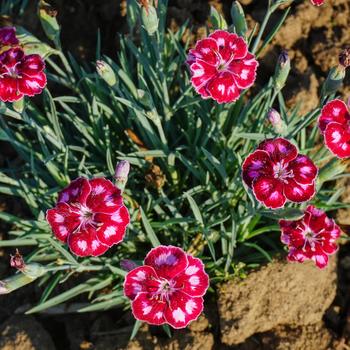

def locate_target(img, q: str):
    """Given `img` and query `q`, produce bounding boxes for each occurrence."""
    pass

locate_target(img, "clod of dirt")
[94,315,214,350]
[217,257,337,346]
[232,321,333,350]
[0,315,55,350]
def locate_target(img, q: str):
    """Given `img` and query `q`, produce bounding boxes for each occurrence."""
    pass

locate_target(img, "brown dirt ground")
[1,0,350,349]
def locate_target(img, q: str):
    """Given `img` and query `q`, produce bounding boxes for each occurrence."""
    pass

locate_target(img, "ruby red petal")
[58,177,90,204]
[144,245,188,280]
[228,36,248,60]
[174,255,209,297]
[284,179,315,203]
[0,48,24,67]
[323,122,350,158]
[0,27,19,46]
[86,178,123,213]
[0,76,21,102]
[242,150,273,188]
[252,177,286,209]
[228,53,258,89]
[18,72,47,97]
[164,291,204,329]
[312,253,328,269]
[318,99,350,133]
[46,203,80,242]
[310,0,325,5]
[95,205,130,246]
[131,292,167,326]
[124,266,159,300]
[209,30,231,47]
[258,138,298,164]
[288,155,318,185]
[206,71,240,104]
[191,38,219,66]
[19,54,45,76]
[68,226,108,257]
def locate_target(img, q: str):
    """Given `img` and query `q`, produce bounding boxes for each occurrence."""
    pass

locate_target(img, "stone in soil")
[0,315,55,350]
[217,257,337,346]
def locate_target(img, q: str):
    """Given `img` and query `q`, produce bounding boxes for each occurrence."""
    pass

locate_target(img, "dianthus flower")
[0,27,19,47]
[124,245,209,329]
[47,177,130,257]
[187,30,258,104]
[0,47,47,102]
[280,205,341,269]
[318,99,350,158]
[310,0,324,5]
[242,138,318,209]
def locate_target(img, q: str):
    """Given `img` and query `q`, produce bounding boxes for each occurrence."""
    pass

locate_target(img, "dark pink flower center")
[302,228,323,251]
[150,277,182,303]
[4,65,21,79]
[273,162,293,182]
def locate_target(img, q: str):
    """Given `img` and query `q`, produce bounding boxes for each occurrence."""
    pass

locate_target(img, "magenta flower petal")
[18,72,47,97]
[131,292,167,326]
[242,150,273,188]
[124,265,159,300]
[86,178,123,213]
[94,205,130,246]
[252,176,286,209]
[164,291,204,329]
[206,71,240,104]
[284,179,315,203]
[318,99,350,133]
[46,203,80,242]
[19,54,45,76]
[310,0,325,6]
[58,177,89,204]
[0,27,19,46]
[124,246,209,329]
[68,226,109,257]
[0,76,21,102]
[174,255,210,297]
[287,155,318,185]
[228,53,258,89]
[323,122,350,158]
[280,206,341,269]
[258,138,298,164]
[187,30,258,104]
[144,245,188,280]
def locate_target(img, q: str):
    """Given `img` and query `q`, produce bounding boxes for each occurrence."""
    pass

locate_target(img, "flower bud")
[230,1,247,37]
[210,6,228,30]
[339,48,350,69]
[137,89,154,108]
[120,259,138,271]
[38,0,61,47]
[96,60,117,87]
[141,4,158,35]
[322,65,346,97]
[267,108,287,134]
[115,160,130,192]
[12,97,25,113]
[274,50,290,92]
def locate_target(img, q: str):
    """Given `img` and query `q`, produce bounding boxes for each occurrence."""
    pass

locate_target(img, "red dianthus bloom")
[0,47,47,102]
[242,138,318,209]
[187,30,258,104]
[310,0,324,5]
[318,99,350,158]
[46,177,130,257]
[280,206,341,269]
[124,246,209,329]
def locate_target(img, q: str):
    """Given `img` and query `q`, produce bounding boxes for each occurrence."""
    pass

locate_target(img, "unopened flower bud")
[120,259,138,271]
[230,1,247,37]
[10,249,25,270]
[267,108,287,134]
[137,89,153,108]
[322,65,346,97]
[141,4,158,35]
[96,60,117,87]
[38,0,60,47]
[339,48,350,69]
[115,160,130,192]
[210,6,227,30]
[274,50,290,92]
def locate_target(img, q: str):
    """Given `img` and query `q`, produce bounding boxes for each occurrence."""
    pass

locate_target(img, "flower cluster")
[242,138,318,209]
[318,99,350,158]
[280,206,341,269]
[47,177,130,257]
[187,30,258,104]
[124,245,209,329]
[0,26,46,102]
